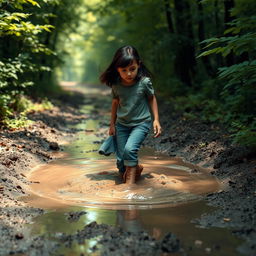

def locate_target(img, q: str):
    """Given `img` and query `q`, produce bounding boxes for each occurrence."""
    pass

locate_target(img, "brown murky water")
[23,84,242,256]
[27,152,220,209]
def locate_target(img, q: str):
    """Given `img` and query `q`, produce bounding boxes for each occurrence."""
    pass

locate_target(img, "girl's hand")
[109,124,116,136]
[153,120,162,138]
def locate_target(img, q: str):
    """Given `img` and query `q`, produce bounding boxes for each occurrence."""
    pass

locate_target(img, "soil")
[0,87,255,256]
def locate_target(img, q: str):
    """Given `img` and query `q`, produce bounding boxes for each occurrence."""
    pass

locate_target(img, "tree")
[0,0,53,122]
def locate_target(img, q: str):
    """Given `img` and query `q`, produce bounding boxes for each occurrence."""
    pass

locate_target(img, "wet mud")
[26,154,220,208]
[145,102,256,256]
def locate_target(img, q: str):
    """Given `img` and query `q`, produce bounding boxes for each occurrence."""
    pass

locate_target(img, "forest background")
[0,0,255,147]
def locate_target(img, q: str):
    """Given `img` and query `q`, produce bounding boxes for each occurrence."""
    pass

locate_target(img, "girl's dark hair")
[100,45,152,87]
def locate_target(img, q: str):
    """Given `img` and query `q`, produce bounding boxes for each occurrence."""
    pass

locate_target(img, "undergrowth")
[0,96,53,129]
[173,94,256,148]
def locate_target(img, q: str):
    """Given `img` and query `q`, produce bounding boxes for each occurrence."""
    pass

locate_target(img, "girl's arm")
[109,98,119,135]
[148,95,162,137]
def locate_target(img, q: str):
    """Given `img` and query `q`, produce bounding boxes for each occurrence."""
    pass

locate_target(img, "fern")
[198,6,256,146]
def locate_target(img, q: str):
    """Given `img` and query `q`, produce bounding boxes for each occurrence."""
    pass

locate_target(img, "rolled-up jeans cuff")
[124,160,138,167]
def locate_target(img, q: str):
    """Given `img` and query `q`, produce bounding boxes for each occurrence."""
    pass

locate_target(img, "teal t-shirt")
[112,77,154,127]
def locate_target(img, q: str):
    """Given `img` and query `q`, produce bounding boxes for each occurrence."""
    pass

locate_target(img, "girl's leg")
[115,123,131,175]
[123,121,151,171]
[123,166,137,184]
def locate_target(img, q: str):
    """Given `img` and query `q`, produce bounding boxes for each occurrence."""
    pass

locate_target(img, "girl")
[100,45,161,185]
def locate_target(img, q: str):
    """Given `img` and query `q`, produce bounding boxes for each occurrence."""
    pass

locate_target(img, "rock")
[2,159,12,166]
[49,142,59,150]
[190,169,199,173]
[15,233,24,239]
[65,211,87,222]
[161,232,180,253]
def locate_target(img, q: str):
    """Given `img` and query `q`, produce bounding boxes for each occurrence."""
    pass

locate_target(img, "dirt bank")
[0,88,255,256]
[0,91,88,255]
[144,100,256,256]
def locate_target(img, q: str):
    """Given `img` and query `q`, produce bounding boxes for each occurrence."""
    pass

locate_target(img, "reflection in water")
[27,202,241,256]
[117,209,143,233]
[116,209,162,240]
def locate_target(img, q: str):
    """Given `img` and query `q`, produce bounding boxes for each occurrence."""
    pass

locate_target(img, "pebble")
[15,233,24,239]
[49,142,59,150]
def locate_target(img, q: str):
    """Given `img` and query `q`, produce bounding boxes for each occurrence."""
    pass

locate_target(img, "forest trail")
[19,83,244,255]
[1,0,255,255]
[0,83,255,256]
[25,83,220,209]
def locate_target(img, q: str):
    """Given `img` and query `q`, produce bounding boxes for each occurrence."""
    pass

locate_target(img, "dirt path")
[0,85,255,255]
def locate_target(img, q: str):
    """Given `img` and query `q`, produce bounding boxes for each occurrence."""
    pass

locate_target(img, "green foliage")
[0,0,52,124]
[1,0,41,9]
[173,93,223,122]
[173,92,256,147]
[1,95,53,128]
[0,11,53,37]
[0,0,82,127]
[72,0,178,87]
[1,0,255,148]
[66,0,255,147]
[197,1,256,147]
[0,56,34,90]
[3,115,34,129]
[26,0,83,94]
[0,93,12,118]
[230,120,256,147]
[15,96,53,114]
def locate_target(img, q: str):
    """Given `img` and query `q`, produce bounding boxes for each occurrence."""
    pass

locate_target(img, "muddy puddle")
[22,86,243,255]
[26,150,221,208]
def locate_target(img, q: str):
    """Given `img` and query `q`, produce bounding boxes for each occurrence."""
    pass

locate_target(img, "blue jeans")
[115,121,151,174]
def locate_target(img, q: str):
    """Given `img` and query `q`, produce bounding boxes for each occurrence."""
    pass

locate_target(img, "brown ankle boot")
[135,164,144,181]
[123,166,136,184]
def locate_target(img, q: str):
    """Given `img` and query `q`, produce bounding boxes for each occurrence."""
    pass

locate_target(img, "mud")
[27,155,220,208]
[0,90,88,255]
[144,101,256,256]
[58,221,180,256]
[0,83,255,255]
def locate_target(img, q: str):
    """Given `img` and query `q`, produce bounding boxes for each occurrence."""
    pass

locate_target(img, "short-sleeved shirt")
[112,77,154,127]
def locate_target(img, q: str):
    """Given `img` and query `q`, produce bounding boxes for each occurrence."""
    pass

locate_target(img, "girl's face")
[117,60,139,85]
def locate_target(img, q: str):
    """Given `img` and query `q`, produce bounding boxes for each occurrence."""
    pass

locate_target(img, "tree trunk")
[163,0,174,33]
[197,0,215,76]
[214,0,224,68]
[173,0,196,86]
[224,0,235,66]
